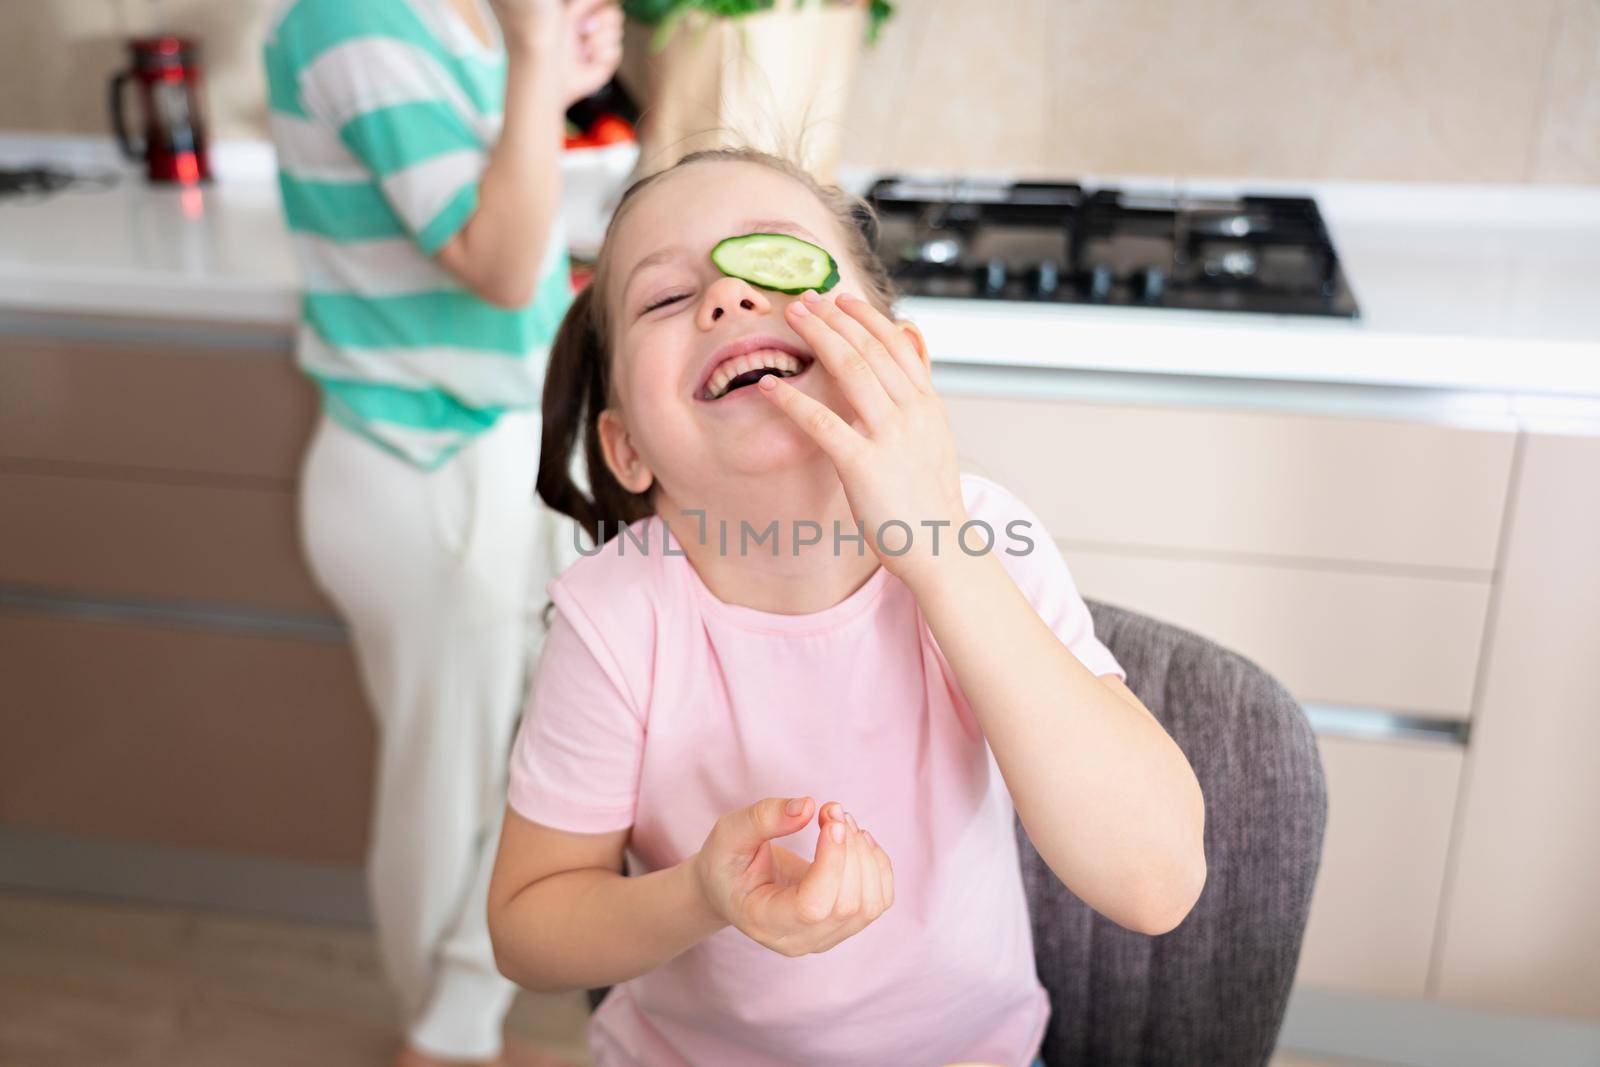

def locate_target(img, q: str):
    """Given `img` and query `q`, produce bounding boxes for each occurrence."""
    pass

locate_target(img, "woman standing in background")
[263,0,619,1063]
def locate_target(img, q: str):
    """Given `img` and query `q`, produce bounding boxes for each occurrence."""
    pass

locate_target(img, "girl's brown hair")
[536,147,898,546]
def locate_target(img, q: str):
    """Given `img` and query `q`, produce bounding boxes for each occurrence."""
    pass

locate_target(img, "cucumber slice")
[710,233,840,295]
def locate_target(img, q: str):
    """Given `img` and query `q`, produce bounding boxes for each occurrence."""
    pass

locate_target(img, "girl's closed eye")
[642,291,691,315]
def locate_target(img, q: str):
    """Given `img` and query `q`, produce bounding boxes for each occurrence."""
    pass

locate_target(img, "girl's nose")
[697,275,773,330]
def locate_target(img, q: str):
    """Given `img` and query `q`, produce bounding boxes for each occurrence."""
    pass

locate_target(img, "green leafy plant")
[622,0,894,49]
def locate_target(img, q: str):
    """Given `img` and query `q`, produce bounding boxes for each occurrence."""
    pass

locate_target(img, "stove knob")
[981,258,1008,297]
[1088,263,1115,302]
[1135,266,1166,303]
[1032,260,1061,298]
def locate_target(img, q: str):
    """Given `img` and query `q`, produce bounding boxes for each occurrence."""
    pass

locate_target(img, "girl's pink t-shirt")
[507,474,1124,1067]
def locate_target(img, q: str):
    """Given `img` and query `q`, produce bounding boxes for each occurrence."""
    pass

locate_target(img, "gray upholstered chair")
[585,600,1328,1067]
[1021,600,1327,1066]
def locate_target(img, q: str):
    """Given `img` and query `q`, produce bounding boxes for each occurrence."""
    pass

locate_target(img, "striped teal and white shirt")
[263,0,571,469]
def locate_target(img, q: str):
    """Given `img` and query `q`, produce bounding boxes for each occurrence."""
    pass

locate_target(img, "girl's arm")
[488,809,726,993]
[909,550,1206,936]
[758,290,1207,936]
[489,796,890,990]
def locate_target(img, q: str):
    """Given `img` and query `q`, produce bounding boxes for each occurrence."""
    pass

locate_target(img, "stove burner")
[863,177,1359,318]
[1189,212,1275,238]
[907,235,964,266]
[1205,248,1259,279]
[0,165,119,200]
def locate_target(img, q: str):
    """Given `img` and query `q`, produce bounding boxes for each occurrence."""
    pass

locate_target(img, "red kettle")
[108,36,212,185]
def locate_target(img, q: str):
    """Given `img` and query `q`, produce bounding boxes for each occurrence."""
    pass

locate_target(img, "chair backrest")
[1018,600,1327,1067]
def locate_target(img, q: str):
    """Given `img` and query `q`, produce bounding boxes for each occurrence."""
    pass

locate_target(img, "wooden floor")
[0,889,1392,1067]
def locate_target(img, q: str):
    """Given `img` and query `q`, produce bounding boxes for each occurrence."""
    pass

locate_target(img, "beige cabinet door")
[0,469,329,613]
[1063,546,1490,719]
[1294,735,1463,998]
[0,610,373,866]
[945,395,1515,571]
[1433,433,1600,1020]
[0,328,309,479]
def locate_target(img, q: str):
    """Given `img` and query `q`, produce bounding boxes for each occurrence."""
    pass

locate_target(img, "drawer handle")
[0,585,346,642]
[1302,703,1469,745]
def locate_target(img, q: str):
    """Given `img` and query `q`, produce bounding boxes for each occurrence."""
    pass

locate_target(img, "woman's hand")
[560,0,624,107]
[486,0,563,40]
[758,290,967,586]
[486,0,621,107]
[691,796,894,958]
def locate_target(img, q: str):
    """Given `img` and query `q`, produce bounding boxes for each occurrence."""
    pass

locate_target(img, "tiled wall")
[6,0,1598,183]
[839,0,1600,183]
[1,0,277,148]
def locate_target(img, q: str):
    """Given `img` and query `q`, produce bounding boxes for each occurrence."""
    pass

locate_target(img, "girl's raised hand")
[691,796,894,958]
[758,291,966,586]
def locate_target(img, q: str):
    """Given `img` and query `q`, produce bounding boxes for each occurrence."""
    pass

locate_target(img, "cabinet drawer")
[0,469,330,614]
[0,610,373,866]
[947,396,1515,571]
[1065,547,1489,718]
[1294,735,1462,997]
[0,330,311,480]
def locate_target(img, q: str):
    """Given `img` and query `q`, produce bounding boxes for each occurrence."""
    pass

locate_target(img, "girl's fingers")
[815,828,874,952]
[785,296,895,429]
[854,826,884,919]
[795,808,849,924]
[801,291,917,405]
[834,819,864,919]
[836,291,934,395]
[866,830,894,911]
[756,374,864,469]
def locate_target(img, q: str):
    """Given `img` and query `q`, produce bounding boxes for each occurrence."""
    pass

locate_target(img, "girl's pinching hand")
[691,796,894,958]
[759,291,966,586]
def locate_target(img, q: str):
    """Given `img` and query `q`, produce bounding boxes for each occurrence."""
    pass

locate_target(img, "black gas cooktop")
[863,176,1359,318]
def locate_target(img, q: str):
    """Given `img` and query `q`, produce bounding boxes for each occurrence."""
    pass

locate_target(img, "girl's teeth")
[707,350,802,399]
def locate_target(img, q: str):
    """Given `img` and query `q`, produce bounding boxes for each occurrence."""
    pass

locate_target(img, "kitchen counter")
[5,133,1600,427]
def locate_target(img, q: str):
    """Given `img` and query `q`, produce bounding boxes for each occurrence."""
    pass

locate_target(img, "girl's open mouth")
[699,347,815,402]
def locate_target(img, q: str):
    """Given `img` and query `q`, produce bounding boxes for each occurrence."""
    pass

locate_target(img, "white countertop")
[4,133,1600,404]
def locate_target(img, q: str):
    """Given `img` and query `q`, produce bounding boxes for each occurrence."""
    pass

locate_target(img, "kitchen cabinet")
[0,317,371,866]
[944,393,1513,724]
[0,468,325,613]
[0,327,311,478]
[0,609,373,864]
[1432,433,1600,1019]
[1063,548,1488,719]
[944,391,1598,1022]
[943,394,1516,571]
[1292,735,1463,998]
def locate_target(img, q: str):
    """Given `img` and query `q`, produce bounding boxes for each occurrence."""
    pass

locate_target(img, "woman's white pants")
[298,409,581,1059]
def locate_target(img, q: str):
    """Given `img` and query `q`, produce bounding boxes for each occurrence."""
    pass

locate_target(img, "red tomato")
[589,114,636,144]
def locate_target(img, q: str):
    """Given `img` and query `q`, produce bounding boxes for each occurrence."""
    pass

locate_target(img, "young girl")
[487,148,1207,1067]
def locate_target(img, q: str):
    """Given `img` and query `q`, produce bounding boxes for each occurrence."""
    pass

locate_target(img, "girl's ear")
[896,319,931,373]
[597,407,655,495]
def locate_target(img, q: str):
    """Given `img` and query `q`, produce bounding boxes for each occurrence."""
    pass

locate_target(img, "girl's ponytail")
[537,282,653,545]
